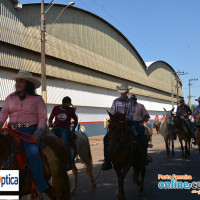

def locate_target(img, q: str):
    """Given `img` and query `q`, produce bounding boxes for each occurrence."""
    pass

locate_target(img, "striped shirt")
[110,97,130,119]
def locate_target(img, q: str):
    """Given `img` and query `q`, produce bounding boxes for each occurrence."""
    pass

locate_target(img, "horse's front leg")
[71,164,78,193]
[115,165,130,200]
[185,140,188,158]
[179,139,184,158]
[171,139,174,156]
[165,138,169,157]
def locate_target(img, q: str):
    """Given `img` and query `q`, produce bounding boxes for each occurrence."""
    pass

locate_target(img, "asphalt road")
[68,134,200,200]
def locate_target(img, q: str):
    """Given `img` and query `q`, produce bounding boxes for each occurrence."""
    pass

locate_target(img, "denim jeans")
[54,127,72,164]
[16,126,49,192]
[103,133,111,164]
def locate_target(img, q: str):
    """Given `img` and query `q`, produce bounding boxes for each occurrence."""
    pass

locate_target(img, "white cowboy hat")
[195,97,200,102]
[116,83,132,93]
[11,70,41,89]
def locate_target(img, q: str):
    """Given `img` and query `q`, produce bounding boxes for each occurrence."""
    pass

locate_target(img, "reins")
[0,128,37,143]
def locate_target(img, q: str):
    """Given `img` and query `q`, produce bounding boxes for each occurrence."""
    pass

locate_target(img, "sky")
[19,0,200,105]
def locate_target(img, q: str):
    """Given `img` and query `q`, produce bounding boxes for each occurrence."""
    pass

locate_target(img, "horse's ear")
[107,110,113,119]
[171,107,175,112]
[163,108,167,112]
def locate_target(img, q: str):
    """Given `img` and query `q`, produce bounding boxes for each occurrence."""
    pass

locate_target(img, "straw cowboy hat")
[116,83,132,93]
[11,70,41,89]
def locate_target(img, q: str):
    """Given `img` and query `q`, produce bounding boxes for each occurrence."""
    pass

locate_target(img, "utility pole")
[41,0,47,103]
[175,71,188,106]
[171,72,174,109]
[188,78,198,108]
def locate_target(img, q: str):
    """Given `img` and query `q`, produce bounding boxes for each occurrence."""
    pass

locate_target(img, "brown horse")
[107,111,145,200]
[144,122,153,148]
[194,111,200,152]
[173,115,191,158]
[154,120,160,134]
[0,128,71,200]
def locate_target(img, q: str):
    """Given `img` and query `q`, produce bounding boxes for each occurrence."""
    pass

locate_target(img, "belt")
[9,123,37,129]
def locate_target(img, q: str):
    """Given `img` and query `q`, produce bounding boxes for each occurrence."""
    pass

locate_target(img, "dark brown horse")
[0,128,71,200]
[194,111,200,152]
[173,115,191,158]
[107,111,145,200]
[154,120,160,134]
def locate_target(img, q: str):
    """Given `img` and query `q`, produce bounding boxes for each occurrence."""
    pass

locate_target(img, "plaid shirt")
[110,97,130,119]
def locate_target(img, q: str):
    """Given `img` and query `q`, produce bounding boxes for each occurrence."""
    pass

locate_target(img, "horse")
[107,111,145,200]
[193,111,200,152]
[0,127,70,200]
[144,122,153,148]
[173,115,191,158]
[159,108,175,157]
[52,126,96,193]
[153,120,160,134]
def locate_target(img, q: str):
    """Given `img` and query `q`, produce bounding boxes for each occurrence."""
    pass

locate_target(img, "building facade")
[0,0,183,136]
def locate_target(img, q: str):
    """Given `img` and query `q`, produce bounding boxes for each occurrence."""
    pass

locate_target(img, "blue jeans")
[54,127,72,164]
[16,126,48,192]
[103,133,111,164]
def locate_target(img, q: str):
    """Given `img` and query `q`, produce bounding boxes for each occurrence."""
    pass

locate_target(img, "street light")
[41,1,75,103]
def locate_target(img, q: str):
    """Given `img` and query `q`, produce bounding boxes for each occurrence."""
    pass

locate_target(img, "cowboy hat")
[11,70,41,89]
[195,97,200,102]
[116,83,132,93]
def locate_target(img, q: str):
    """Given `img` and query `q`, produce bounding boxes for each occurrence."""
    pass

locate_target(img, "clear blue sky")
[20,0,200,105]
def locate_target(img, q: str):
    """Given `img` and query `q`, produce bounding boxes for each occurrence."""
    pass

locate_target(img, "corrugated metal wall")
[0,0,181,104]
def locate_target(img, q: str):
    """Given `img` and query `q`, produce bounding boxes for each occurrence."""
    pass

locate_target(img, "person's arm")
[71,110,78,132]
[110,99,116,115]
[32,96,47,142]
[0,95,10,127]
[141,105,148,122]
[48,107,56,127]
[187,106,192,117]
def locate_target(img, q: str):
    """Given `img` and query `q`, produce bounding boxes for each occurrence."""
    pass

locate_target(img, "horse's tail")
[77,131,93,164]
[43,135,71,200]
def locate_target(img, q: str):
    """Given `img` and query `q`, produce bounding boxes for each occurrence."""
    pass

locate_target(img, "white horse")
[70,127,96,193]
[159,108,175,157]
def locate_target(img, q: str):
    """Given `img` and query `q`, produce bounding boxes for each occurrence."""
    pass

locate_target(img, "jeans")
[103,133,111,164]
[54,127,72,164]
[16,126,49,192]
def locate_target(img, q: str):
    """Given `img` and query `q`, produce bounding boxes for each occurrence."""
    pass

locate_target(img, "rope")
[0,128,37,143]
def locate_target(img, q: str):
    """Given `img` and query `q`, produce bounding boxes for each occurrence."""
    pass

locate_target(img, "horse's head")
[107,111,127,140]
[194,111,200,126]
[164,107,174,126]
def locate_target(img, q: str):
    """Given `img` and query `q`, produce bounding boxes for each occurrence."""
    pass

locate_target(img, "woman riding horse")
[0,70,56,199]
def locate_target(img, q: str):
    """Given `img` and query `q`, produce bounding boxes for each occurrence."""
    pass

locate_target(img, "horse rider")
[161,114,166,121]
[176,98,195,143]
[0,70,56,199]
[129,94,152,165]
[101,83,132,171]
[193,97,200,114]
[49,96,78,171]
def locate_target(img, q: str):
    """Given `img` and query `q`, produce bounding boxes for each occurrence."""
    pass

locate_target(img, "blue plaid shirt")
[193,105,200,114]
[110,97,130,119]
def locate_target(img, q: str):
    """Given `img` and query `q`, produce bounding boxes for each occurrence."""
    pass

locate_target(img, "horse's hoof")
[92,183,96,189]
[70,189,76,194]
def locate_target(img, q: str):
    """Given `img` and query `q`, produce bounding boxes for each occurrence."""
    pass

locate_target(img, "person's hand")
[31,127,43,142]
[180,116,184,119]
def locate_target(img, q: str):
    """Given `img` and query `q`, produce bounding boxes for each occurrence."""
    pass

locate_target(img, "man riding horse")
[176,98,195,144]
[0,70,56,199]
[49,96,78,171]
[101,83,151,170]
[101,83,131,170]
